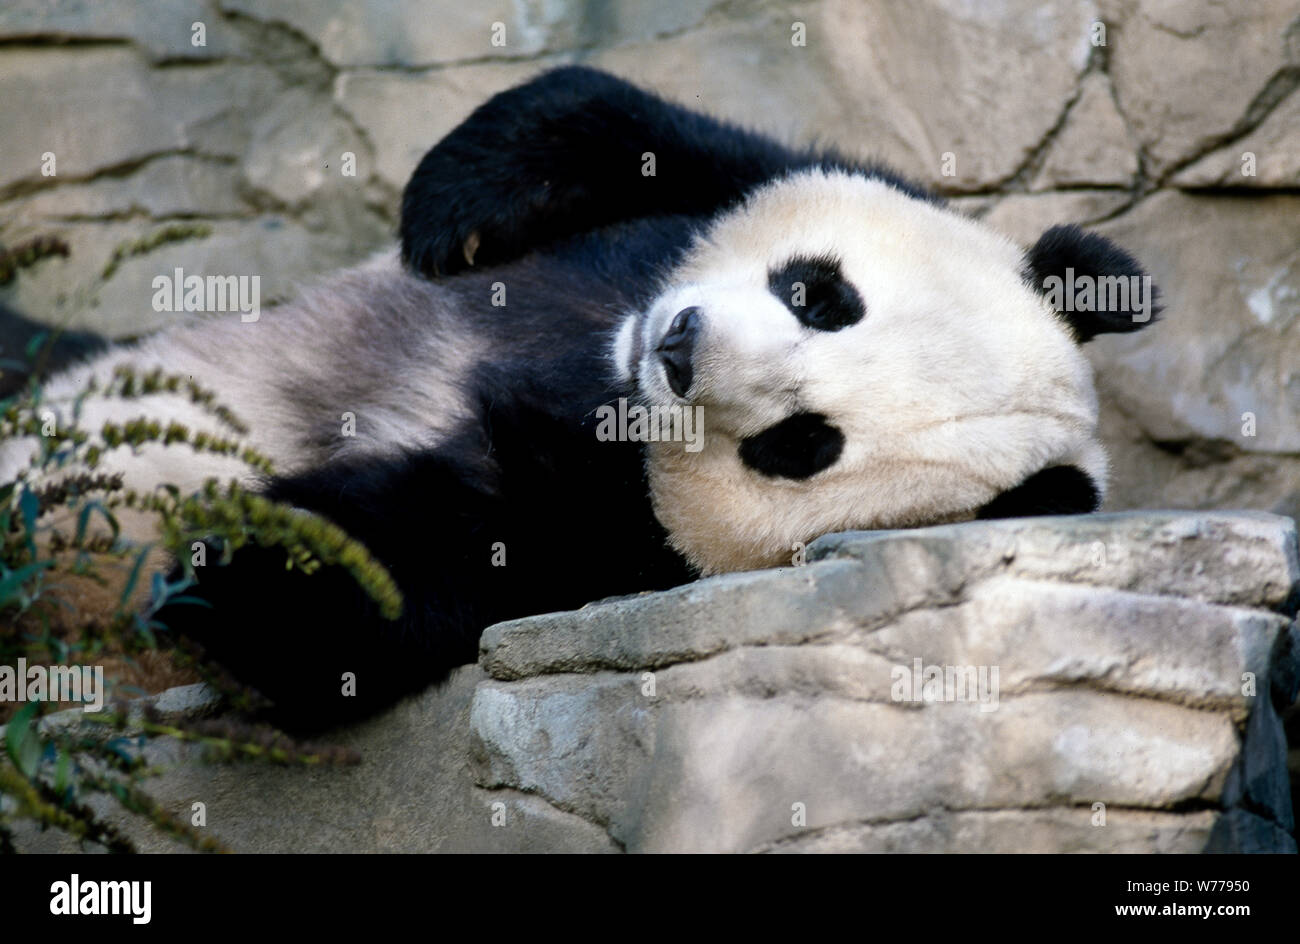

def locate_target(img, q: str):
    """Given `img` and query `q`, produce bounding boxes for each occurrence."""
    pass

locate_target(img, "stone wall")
[0,0,1297,516]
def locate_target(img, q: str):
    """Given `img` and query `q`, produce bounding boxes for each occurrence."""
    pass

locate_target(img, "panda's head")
[613,169,1161,575]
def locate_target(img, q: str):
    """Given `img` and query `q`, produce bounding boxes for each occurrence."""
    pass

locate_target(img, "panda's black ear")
[1023,224,1162,343]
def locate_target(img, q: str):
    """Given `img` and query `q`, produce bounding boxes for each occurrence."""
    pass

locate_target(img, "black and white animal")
[1,67,1160,728]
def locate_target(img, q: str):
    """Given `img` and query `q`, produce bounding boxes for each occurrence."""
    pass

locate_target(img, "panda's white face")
[614,169,1109,576]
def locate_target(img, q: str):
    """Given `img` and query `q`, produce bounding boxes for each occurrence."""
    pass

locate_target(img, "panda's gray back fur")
[1,251,482,494]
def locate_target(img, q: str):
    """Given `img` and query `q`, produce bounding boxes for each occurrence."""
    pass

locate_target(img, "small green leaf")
[0,558,55,601]
[23,331,49,360]
[54,748,71,795]
[150,570,167,606]
[75,499,121,545]
[133,610,157,650]
[153,594,210,611]
[118,546,152,608]
[19,486,39,554]
[4,701,42,778]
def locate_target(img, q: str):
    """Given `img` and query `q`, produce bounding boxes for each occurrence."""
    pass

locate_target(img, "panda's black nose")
[657,307,699,397]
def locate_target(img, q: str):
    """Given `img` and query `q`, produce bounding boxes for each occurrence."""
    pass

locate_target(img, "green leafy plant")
[0,341,394,853]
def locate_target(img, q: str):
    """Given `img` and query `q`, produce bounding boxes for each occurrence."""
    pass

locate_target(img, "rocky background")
[1,1,1298,853]
[0,0,1297,516]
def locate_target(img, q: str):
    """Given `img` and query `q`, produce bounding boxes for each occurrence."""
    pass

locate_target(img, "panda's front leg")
[400,66,816,278]
[153,450,507,732]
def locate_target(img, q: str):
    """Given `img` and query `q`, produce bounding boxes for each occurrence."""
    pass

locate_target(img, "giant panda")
[1,67,1160,729]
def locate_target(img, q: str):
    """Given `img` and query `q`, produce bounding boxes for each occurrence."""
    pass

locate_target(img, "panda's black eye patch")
[767,255,865,332]
[738,412,845,480]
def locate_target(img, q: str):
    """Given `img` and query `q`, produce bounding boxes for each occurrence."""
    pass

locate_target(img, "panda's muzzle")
[657,306,700,397]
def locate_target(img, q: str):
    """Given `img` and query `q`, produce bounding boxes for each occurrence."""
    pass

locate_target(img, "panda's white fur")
[1,251,481,515]
[624,170,1105,574]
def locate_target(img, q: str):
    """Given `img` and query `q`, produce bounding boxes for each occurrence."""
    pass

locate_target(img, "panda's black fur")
[399,66,936,279]
[160,217,702,728]
[81,66,1155,730]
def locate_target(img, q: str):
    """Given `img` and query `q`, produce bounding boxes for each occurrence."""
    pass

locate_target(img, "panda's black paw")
[399,66,656,278]
[151,543,423,733]
[399,158,536,278]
